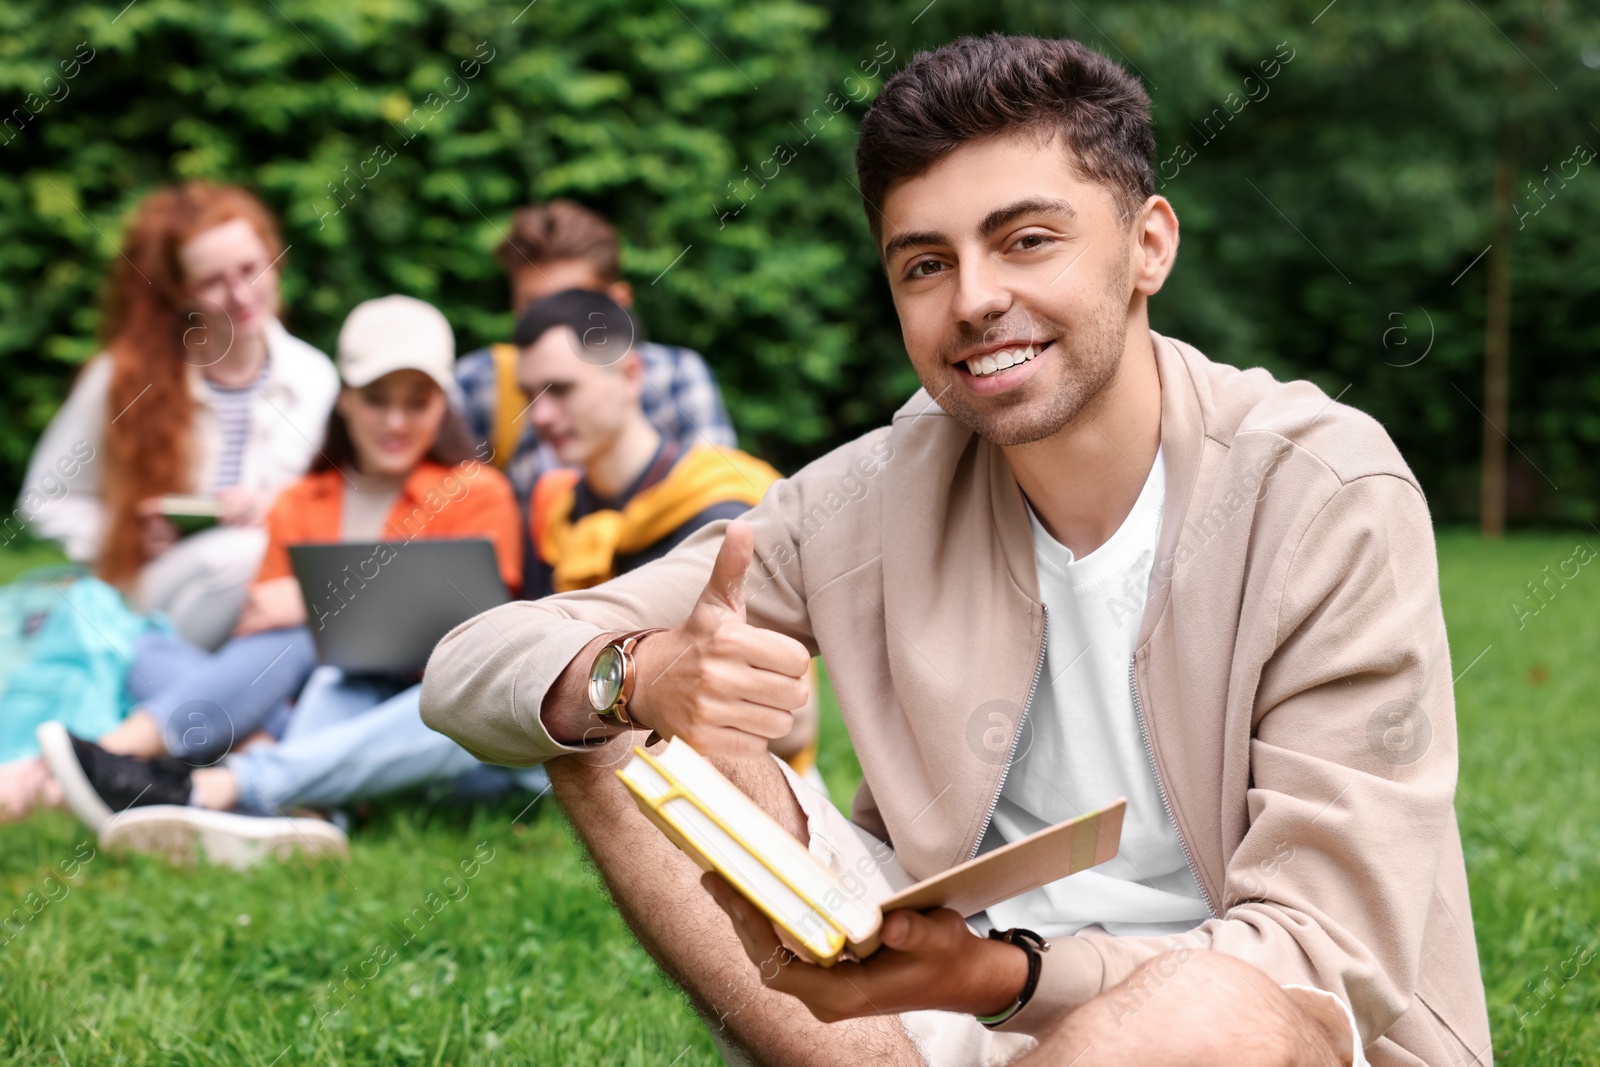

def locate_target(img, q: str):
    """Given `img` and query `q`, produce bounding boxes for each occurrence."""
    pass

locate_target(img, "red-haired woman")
[19,182,339,649]
[5,296,523,841]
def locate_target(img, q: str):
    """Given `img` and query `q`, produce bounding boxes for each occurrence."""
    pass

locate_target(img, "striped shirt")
[206,361,267,491]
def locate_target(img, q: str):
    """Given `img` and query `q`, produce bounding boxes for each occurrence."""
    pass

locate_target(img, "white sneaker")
[36,721,113,833]
[99,805,350,870]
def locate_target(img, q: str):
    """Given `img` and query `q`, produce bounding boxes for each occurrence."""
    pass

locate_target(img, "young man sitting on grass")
[422,35,1491,1067]
[514,289,821,778]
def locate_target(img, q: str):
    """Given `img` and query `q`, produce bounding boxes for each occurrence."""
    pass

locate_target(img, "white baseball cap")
[336,295,457,398]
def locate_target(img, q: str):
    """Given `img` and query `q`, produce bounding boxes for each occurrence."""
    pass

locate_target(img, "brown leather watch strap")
[600,627,666,727]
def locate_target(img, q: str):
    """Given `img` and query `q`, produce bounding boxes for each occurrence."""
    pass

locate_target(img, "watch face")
[588,645,625,712]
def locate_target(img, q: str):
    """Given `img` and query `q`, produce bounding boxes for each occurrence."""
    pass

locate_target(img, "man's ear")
[1132,195,1180,297]
[607,279,635,308]
[618,348,646,399]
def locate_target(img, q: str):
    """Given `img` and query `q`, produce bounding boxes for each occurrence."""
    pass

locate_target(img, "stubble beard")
[922,266,1131,448]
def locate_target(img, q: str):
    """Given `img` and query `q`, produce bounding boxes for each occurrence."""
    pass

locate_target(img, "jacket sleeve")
[474,465,525,595]
[420,464,820,767]
[1002,474,1458,1046]
[17,357,111,563]
[251,485,303,586]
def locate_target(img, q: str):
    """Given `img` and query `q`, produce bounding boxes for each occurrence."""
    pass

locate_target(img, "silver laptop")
[289,538,510,674]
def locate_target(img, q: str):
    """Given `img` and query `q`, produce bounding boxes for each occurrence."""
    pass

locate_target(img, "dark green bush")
[3,0,1597,523]
[0,0,914,488]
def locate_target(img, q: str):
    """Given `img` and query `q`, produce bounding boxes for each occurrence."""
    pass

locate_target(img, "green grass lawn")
[1,531,1595,1065]
[1435,530,1600,1065]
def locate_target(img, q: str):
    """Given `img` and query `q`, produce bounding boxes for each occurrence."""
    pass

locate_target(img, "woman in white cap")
[12,297,522,846]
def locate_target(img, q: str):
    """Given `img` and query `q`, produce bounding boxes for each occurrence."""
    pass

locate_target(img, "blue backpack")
[0,567,167,762]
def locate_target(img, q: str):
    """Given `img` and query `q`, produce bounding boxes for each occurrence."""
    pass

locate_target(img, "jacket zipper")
[968,608,1050,860]
[1129,655,1216,916]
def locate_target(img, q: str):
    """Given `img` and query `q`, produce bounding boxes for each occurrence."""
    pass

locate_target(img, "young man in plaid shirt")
[455,199,736,498]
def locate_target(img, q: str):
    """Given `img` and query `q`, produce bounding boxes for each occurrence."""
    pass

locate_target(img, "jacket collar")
[395,461,462,506]
[1139,332,1206,650]
[300,459,461,507]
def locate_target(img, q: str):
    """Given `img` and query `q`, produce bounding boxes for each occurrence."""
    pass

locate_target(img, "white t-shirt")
[965,449,1366,1062]
[983,447,1210,939]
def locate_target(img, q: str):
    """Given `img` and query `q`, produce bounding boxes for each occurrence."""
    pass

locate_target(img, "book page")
[877,797,1125,917]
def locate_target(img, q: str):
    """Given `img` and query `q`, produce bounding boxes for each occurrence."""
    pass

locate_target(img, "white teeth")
[965,344,1042,377]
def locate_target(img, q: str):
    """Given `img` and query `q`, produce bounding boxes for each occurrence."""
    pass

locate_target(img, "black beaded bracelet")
[975,927,1051,1029]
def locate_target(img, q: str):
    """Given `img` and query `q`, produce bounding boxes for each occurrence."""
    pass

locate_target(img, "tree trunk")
[1480,148,1515,538]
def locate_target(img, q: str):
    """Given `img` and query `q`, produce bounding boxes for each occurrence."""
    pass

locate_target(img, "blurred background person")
[454,199,736,499]
[517,289,822,782]
[31,296,525,856]
[17,182,339,649]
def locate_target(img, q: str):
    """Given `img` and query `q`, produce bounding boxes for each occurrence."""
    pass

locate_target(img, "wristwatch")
[587,628,665,727]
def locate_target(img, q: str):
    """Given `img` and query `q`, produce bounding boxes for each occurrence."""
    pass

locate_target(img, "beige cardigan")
[422,332,1492,1065]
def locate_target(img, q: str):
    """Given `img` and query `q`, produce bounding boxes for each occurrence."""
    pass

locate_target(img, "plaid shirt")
[455,340,737,498]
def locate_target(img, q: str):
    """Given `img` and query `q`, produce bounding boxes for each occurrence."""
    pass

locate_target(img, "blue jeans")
[131,628,317,762]
[225,666,548,815]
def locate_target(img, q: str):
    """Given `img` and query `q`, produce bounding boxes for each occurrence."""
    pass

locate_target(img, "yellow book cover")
[617,738,1125,966]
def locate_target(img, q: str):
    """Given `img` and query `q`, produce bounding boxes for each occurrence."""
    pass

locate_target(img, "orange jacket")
[254,459,523,593]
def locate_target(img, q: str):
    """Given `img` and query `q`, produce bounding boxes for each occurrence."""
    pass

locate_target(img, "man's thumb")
[700,520,754,620]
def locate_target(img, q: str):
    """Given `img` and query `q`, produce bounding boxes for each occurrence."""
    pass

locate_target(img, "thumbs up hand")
[628,520,812,757]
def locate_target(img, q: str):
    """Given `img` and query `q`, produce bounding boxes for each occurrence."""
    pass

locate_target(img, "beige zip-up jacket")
[422,332,1491,1066]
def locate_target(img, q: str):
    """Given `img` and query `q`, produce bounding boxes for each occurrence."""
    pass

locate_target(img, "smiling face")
[335,370,448,478]
[177,217,281,354]
[881,133,1173,447]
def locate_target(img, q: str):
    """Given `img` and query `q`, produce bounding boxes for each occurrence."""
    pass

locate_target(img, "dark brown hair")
[493,199,621,282]
[98,182,286,584]
[311,400,478,474]
[512,288,642,350]
[855,34,1156,241]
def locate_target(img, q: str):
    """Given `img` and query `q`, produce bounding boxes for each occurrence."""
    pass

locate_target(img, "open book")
[156,494,224,536]
[617,738,1125,966]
